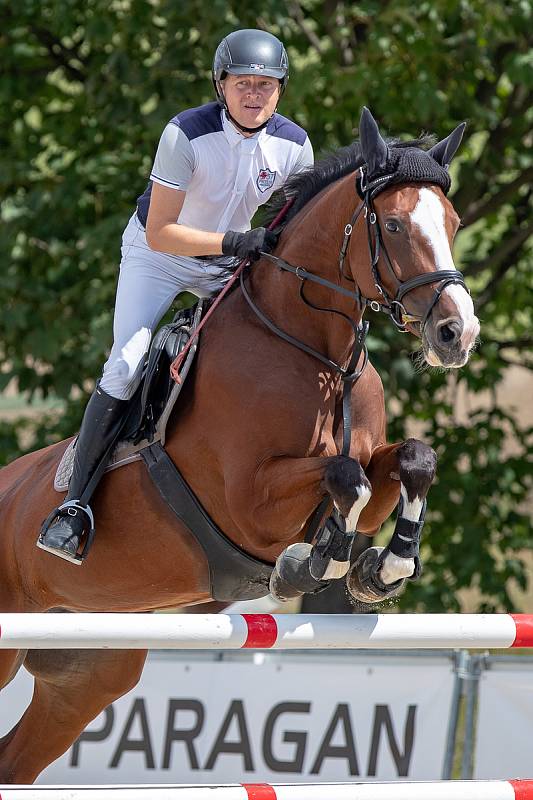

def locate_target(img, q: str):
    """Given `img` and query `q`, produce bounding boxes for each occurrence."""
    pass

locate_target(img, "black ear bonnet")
[357,146,452,200]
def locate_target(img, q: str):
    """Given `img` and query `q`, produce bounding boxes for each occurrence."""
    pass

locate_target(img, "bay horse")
[0,108,479,782]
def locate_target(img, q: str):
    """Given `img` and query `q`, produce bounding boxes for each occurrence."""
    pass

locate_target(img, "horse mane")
[262,134,436,231]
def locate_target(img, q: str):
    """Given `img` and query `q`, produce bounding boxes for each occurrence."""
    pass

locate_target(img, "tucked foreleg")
[347,438,437,603]
[269,455,372,602]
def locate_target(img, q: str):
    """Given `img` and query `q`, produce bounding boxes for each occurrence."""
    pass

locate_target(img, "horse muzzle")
[423,313,480,368]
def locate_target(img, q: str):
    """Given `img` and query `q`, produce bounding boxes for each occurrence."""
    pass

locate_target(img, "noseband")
[338,166,468,332]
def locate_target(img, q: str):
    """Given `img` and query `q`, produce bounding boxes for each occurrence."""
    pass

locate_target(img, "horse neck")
[249,174,365,368]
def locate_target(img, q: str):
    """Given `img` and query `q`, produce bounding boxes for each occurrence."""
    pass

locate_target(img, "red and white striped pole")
[0,613,532,650]
[0,780,532,799]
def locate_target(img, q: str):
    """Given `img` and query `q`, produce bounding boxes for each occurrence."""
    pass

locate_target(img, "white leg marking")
[344,483,372,532]
[380,553,415,584]
[401,485,424,522]
[322,560,352,580]
[379,486,420,585]
[324,484,372,580]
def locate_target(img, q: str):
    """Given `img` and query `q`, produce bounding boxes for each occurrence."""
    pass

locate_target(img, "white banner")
[0,651,455,783]
[475,660,533,777]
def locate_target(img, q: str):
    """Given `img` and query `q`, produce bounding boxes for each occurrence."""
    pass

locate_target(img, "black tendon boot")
[37,385,127,565]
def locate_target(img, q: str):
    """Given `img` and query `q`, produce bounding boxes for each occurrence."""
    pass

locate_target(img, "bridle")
[242,165,468,380]
[336,166,468,332]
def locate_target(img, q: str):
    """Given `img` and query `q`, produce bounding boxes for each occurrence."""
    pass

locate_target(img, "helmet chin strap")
[224,108,272,134]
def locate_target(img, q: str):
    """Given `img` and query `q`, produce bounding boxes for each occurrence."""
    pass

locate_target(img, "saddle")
[55,301,203,491]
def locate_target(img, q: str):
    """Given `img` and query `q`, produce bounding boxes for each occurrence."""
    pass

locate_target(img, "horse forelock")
[262,134,437,231]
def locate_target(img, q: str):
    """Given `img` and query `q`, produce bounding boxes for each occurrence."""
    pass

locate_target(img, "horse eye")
[385,221,400,233]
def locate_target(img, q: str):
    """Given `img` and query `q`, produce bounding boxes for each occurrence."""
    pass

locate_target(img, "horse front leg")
[346,438,437,604]
[267,455,372,602]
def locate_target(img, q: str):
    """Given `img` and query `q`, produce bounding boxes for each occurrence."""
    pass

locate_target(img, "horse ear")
[428,122,467,168]
[359,106,388,175]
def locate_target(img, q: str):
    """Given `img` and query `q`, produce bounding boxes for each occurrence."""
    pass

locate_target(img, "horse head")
[352,107,480,368]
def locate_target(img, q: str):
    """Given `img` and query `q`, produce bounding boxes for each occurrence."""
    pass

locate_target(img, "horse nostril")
[438,320,462,345]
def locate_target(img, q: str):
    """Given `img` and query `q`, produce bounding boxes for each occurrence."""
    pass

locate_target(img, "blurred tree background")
[1,0,531,611]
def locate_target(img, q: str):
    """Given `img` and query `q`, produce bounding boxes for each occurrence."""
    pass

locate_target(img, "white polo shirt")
[136,102,313,233]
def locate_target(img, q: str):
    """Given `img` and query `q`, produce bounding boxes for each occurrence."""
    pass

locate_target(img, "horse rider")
[37,28,314,565]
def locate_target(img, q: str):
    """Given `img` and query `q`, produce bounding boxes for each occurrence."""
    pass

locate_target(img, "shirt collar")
[221,109,264,150]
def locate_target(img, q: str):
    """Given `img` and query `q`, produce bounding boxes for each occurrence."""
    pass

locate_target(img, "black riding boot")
[37,385,127,565]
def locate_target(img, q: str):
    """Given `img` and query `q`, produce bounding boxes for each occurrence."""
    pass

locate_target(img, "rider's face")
[222,74,281,133]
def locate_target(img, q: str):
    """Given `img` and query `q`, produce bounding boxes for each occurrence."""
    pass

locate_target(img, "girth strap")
[141,442,273,601]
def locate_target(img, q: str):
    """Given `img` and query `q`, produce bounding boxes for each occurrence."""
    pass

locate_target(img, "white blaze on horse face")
[411,188,455,271]
[410,188,479,360]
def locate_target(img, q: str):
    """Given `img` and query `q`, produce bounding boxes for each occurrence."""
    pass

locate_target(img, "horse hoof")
[345,546,405,604]
[270,542,328,602]
[269,571,306,603]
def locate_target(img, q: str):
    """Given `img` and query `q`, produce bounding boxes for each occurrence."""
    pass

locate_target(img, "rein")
[240,254,369,544]
[240,250,369,472]
[170,199,294,383]
[240,256,368,380]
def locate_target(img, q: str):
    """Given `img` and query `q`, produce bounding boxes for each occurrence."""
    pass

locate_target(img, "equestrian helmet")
[212,29,289,99]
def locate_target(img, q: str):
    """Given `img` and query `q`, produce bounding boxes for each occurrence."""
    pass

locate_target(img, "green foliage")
[409,410,532,612]
[1,0,531,611]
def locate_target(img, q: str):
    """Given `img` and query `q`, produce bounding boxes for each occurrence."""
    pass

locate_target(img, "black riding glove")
[222,227,278,262]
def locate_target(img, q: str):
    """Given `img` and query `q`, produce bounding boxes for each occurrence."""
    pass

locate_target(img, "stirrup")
[37,500,95,565]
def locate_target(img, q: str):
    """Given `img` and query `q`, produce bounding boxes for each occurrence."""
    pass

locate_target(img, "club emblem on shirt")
[257,168,276,193]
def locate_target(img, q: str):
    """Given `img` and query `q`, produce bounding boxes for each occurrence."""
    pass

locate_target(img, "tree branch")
[454,75,530,213]
[462,167,533,227]
[466,218,533,278]
[484,338,533,352]
[321,0,369,66]
[476,239,531,310]
[473,43,515,106]
[29,25,86,82]
[287,2,325,55]
[476,338,533,372]
[498,355,533,370]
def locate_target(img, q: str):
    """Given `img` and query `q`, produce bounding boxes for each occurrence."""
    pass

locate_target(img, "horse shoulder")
[0,438,71,499]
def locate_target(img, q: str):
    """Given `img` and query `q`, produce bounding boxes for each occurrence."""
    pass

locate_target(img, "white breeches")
[100,213,235,400]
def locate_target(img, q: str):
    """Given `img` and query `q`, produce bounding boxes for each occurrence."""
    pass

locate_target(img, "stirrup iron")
[37,500,95,565]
